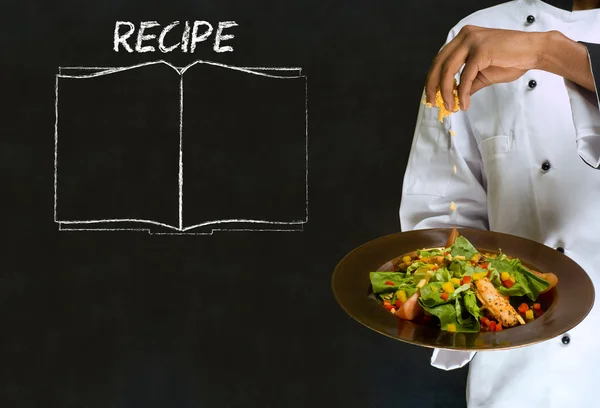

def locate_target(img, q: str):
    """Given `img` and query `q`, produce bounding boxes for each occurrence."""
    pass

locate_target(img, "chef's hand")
[425,25,595,111]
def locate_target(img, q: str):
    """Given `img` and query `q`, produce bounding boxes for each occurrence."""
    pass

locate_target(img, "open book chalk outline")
[54,59,308,234]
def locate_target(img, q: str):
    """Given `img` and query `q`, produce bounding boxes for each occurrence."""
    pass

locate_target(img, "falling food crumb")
[453,165,457,174]
[449,130,456,137]
[450,201,457,212]
[422,81,461,122]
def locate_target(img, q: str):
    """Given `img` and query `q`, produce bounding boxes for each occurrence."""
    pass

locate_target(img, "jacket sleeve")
[565,42,600,169]
[399,30,489,370]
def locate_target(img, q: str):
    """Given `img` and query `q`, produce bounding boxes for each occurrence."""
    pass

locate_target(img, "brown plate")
[332,228,595,351]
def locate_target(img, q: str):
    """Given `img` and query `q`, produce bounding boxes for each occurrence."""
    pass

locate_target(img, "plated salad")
[370,229,559,333]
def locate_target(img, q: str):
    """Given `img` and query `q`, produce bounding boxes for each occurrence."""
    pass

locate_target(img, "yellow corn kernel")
[469,254,481,263]
[525,310,534,320]
[396,290,407,303]
[390,308,396,314]
[454,255,466,261]
[442,282,455,294]
[451,278,461,287]
[501,272,511,281]
[472,272,485,281]
[402,255,412,264]
[447,324,457,332]
[433,82,460,122]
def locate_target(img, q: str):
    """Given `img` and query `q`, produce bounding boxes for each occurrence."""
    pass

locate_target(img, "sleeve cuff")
[565,42,600,169]
[581,42,600,110]
[430,348,476,371]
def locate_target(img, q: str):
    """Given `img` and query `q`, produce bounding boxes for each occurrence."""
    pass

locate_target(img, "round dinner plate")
[332,228,595,351]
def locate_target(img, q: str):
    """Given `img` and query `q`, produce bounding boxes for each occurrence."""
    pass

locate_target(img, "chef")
[399,0,600,407]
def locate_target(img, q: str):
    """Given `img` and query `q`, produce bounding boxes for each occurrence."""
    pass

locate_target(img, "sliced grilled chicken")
[472,278,525,327]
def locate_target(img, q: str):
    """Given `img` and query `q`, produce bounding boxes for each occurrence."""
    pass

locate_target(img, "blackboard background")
[2,0,500,407]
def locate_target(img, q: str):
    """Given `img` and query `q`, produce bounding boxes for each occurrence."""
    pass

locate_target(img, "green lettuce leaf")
[430,268,452,283]
[407,262,427,274]
[449,236,478,260]
[418,282,446,307]
[489,258,549,301]
[422,303,481,333]
[369,272,413,294]
[455,296,471,326]
[514,263,549,299]
[463,290,481,320]
[449,260,467,278]
[464,264,487,277]
[417,248,443,258]
[418,282,471,308]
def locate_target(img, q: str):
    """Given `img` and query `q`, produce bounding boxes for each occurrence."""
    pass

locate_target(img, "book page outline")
[55,60,308,234]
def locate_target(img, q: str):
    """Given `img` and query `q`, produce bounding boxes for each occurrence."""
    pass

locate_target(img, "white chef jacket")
[399,1,600,407]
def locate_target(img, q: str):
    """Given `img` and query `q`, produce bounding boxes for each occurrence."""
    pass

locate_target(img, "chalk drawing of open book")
[54,61,308,234]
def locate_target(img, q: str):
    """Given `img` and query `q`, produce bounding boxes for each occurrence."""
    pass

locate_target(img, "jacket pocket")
[478,135,512,159]
[478,134,520,233]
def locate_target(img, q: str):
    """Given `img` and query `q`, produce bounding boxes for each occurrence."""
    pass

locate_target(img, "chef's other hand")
[425,25,595,112]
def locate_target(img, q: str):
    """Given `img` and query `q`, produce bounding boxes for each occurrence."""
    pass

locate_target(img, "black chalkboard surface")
[2,0,498,407]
